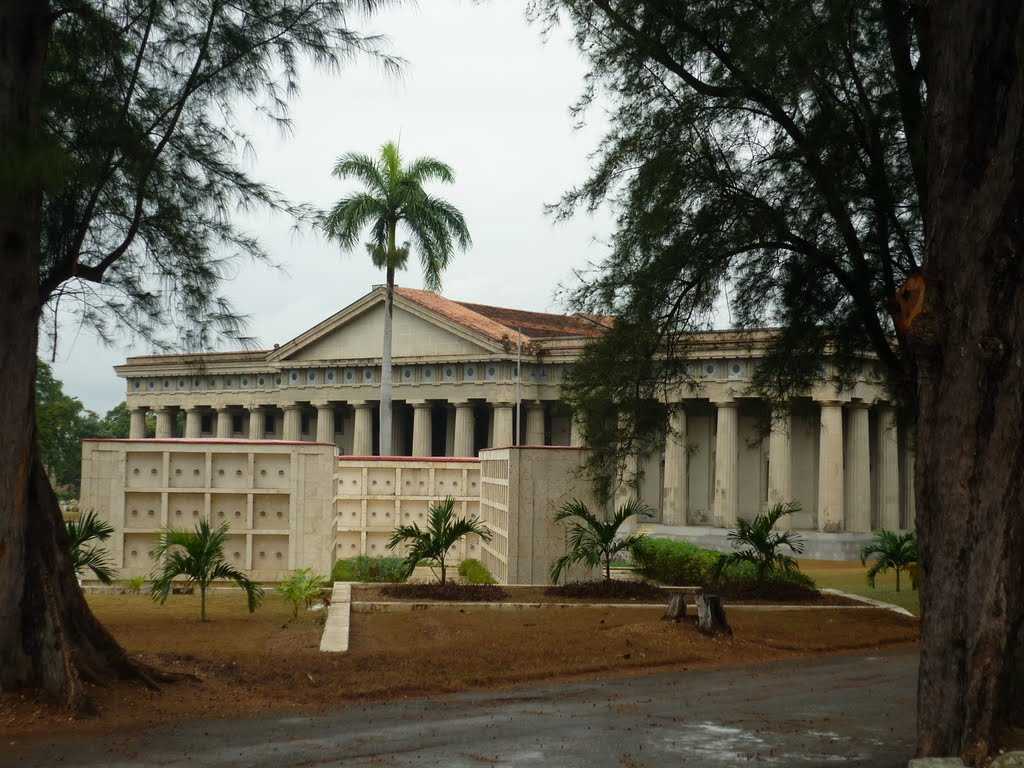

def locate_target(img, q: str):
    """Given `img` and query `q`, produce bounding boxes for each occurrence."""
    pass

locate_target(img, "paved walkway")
[7,649,918,767]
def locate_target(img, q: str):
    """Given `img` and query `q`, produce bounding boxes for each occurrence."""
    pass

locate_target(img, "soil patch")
[0,593,918,744]
[379,583,509,601]
[546,580,666,601]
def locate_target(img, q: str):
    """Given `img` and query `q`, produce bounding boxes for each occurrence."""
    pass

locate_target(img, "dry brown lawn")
[0,592,918,742]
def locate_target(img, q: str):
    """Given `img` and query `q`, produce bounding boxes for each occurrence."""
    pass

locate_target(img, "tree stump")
[696,594,732,636]
[663,594,687,622]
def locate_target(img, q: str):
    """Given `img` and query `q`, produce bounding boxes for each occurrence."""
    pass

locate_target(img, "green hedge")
[457,558,496,585]
[331,556,407,583]
[630,537,816,592]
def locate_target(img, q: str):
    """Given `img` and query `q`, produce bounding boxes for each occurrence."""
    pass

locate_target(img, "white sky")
[49,1,616,413]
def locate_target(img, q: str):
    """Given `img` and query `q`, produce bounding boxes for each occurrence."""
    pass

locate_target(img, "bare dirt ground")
[0,593,918,744]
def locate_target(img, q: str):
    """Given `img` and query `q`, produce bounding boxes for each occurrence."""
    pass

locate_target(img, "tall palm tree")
[551,498,651,584]
[712,502,805,587]
[322,142,471,455]
[150,520,263,621]
[861,530,918,592]
[66,510,116,584]
[387,496,491,585]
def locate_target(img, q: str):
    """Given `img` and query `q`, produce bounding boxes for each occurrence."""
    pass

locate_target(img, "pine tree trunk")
[0,0,160,712]
[915,3,1024,762]
[379,256,395,456]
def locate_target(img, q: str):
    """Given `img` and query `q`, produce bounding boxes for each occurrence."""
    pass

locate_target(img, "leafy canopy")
[550,497,650,583]
[150,520,264,619]
[322,141,471,289]
[38,0,399,356]
[66,510,116,584]
[712,503,805,586]
[386,496,491,584]
[529,0,925,484]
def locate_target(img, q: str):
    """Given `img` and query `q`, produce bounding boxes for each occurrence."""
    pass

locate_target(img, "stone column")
[767,403,793,529]
[817,401,844,531]
[712,399,739,527]
[247,406,265,440]
[154,407,175,439]
[352,401,374,456]
[662,404,688,526]
[453,401,476,457]
[491,402,515,448]
[314,402,335,447]
[845,402,872,532]
[129,407,147,438]
[216,407,233,438]
[410,401,433,457]
[282,404,302,441]
[877,404,901,530]
[570,410,586,448]
[525,400,546,446]
[185,408,203,439]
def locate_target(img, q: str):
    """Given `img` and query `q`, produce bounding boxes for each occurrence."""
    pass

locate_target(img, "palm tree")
[150,520,264,621]
[66,510,116,584]
[322,142,471,455]
[712,502,805,587]
[550,498,650,584]
[387,496,491,585]
[276,568,327,620]
[861,530,918,592]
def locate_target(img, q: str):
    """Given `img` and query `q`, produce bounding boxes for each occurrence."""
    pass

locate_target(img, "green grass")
[799,560,920,615]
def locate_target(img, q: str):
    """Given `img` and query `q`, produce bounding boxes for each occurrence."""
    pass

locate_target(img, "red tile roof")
[394,287,609,345]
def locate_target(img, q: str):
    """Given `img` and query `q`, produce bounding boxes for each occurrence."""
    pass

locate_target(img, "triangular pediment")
[269,289,503,363]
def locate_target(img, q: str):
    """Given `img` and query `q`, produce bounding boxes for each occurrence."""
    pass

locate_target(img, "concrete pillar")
[525,400,546,445]
[570,410,586,448]
[391,404,407,456]
[248,406,265,440]
[712,400,739,527]
[878,404,901,530]
[491,402,515,448]
[129,407,147,438]
[410,401,433,457]
[154,407,174,439]
[352,402,374,456]
[315,402,335,447]
[662,404,688,526]
[453,401,476,457]
[445,405,456,456]
[767,403,793,529]
[216,407,233,438]
[282,404,302,441]
[817,401,844,531]
[185,408,203,439]
[845,403,872,532]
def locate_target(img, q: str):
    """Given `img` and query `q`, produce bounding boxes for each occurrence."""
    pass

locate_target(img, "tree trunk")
[379,229,396,457]
[0,0,159,713]
[201,586,207,622]
[895,567,901,594]
[916,3,1024,762]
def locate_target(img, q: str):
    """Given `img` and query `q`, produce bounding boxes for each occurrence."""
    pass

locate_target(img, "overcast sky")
[49,1,616,413]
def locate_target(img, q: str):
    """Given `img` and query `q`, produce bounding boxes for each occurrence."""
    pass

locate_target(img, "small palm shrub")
[331,555,408,583]
[458,558,496,585]
[861,530,918,592]
[150,520,264,621]
[125,575,146,594]
[66,510,116,583]
[387,496,492,585]
[277,568,327,619]
[551,498,650,584]
[712,503,805,588]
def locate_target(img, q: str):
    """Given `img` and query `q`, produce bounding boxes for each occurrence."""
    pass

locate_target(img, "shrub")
[457,558,496,585]
[277,568,328,619]
[387,497,493,585]
[125,575,146,594]
[331,555,407,583]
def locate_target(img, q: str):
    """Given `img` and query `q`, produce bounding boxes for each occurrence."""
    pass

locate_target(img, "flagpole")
[515,329,521,446]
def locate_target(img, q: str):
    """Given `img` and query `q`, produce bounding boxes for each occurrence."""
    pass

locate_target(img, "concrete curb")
[819,588,916,617]
[351,600,880,613]
[319,583,351,652]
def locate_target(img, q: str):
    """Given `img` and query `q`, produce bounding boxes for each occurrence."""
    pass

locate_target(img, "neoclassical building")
[116,285,915,535]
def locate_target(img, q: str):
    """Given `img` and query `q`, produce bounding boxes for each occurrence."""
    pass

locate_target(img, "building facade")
[115,285,915,536]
